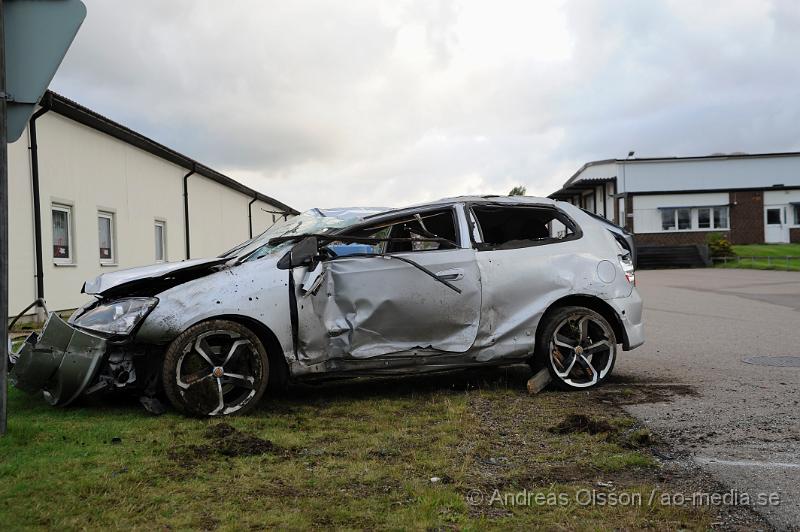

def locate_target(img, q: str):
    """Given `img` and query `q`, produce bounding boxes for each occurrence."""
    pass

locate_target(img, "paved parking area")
[615,268,800,529]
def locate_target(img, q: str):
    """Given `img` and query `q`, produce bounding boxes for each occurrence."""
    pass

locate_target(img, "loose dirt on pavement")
[618,268,800,530]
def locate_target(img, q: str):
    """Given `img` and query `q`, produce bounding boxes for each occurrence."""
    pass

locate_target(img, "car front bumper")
[9,313,107,406]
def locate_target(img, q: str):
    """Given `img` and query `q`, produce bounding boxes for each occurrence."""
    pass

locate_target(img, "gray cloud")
[52,0,800,210]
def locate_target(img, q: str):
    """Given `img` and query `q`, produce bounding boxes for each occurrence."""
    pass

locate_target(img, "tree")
[508,186,526,196]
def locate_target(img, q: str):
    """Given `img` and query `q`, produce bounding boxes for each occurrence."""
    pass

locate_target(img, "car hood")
[82,258,229,297]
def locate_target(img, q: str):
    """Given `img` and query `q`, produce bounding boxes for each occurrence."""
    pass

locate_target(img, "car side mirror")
[277,236,319,269]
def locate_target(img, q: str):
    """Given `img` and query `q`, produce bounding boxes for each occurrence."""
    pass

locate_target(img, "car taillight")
[619,253,635,286]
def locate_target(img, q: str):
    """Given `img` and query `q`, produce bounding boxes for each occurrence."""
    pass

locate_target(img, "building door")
[764,206,790,243]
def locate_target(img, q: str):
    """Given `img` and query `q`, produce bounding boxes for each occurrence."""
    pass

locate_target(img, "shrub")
[706,232,734,257]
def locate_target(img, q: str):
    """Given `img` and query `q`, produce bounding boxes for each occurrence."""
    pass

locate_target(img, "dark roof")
[39,91,299,215]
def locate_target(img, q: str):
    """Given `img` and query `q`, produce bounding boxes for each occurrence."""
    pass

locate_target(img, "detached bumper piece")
[9,313,106,406]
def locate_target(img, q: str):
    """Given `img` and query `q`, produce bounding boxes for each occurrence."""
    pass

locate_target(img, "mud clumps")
[550,414,615,435]
[206,423,276,457]
[169,423,278,468]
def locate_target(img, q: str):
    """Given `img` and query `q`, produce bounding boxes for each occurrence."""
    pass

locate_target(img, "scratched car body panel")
[9,196,644,416]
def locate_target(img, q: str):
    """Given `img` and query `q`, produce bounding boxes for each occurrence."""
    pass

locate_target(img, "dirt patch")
[458,387,771,530]
[549,414,615,435]
[206,423,276,457]
[169,423,281,468]
[595,382,698,405]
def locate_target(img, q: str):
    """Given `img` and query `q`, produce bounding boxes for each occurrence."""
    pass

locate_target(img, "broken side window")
[327,208,459,256]
[470,205,579,251]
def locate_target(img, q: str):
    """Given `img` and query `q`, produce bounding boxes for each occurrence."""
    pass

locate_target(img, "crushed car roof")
[368,195,559,217]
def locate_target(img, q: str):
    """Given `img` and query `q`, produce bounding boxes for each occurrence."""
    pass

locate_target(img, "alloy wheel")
[174,329,264,416]
[549,312,616,388]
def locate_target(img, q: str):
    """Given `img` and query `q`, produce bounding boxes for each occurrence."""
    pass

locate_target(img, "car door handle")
[435,268,464,281]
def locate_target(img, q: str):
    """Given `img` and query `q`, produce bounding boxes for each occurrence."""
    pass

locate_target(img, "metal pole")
[1,0,9,436]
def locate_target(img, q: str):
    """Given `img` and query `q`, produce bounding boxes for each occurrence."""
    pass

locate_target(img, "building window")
[661,208,676,230]
[794,205,800,225]
[98,211,115,264]
[660,205,729,232]
[677,208,691,230]
[766,208,782,225]
[155,220,166,262]
[713,206,729,229]
[697,208,711,229]
[52,204,73,263]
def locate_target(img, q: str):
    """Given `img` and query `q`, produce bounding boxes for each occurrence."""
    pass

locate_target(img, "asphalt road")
[615,268,800,530]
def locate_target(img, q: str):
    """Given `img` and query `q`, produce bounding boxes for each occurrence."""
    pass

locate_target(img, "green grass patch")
[714,243,800,271]
[0,368,717,530]
[730,243,800,257]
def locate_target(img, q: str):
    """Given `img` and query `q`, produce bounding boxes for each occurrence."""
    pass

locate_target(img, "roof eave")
[40,91,299,215]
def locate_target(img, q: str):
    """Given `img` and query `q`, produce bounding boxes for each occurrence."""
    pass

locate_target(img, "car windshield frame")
[221,208,388,262]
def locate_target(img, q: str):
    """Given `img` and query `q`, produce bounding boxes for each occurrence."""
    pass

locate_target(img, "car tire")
[535,306,617,390]
[162,320,269,417]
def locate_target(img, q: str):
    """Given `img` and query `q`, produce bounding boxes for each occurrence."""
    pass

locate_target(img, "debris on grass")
[169,423,279,467]
[526,368,551,394]
[549,414,615,435]
[207,423,276,457]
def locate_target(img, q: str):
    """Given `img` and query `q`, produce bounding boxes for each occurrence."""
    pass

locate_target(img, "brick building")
[549,152,800,246]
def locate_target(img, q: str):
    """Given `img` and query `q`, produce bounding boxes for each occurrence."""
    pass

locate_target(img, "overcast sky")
[51,0,800,211]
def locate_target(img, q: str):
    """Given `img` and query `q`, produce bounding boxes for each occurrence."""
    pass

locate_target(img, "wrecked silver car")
[9,196,643,416]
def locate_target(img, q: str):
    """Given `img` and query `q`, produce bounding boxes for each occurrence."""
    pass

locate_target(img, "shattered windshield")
[221,207,388,262]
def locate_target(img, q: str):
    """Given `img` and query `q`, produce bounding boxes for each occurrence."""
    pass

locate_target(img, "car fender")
[134,257,294,361]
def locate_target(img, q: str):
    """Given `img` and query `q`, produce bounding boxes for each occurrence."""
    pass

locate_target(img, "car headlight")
[73,297,158,336]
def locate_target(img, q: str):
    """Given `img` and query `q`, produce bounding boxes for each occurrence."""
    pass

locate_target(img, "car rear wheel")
[162,320,269,416]
[536,306,617,390]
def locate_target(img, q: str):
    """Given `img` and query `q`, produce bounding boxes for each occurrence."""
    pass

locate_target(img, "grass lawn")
[714,243,800,271]
[0,364,760,530]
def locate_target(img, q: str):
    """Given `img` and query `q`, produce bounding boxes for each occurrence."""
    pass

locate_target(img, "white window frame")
[52,203,74,265]
[154,220,167,263]
[765,207,783,226]
[712,206,729,229]
[793,204,800,226]
[659,205,729,232]
[98,211,116,265]
[697,207,712,229]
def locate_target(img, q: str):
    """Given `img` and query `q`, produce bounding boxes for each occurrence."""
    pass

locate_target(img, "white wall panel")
[622,157,800,193]
[764,189,800,206]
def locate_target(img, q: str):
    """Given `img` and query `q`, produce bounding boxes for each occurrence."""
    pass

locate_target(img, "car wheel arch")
[535,294,628,352]
[186,314,290,393]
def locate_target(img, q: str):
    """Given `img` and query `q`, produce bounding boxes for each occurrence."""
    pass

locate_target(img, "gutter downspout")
[248,195,257,239]
[28,104,51,322]
[182,164,196,260]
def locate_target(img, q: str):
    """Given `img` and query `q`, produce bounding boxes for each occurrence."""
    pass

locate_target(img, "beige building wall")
[8,109,290,317]
[188,175,250,258]
[251,199,286,236]
[8,131,36,314]
[188,178,283,258]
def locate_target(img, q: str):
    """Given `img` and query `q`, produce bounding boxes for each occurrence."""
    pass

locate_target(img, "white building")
[8,91,297,318]
[550,152,800,247]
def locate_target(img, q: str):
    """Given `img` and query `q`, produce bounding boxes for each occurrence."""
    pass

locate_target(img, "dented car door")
[295,208,481,364]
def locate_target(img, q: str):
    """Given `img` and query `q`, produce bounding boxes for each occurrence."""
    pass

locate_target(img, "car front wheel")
[162,320,269,416]
[536,306,617,390]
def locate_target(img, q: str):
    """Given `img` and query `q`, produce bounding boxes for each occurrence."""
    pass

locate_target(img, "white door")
[764,206,790,243]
